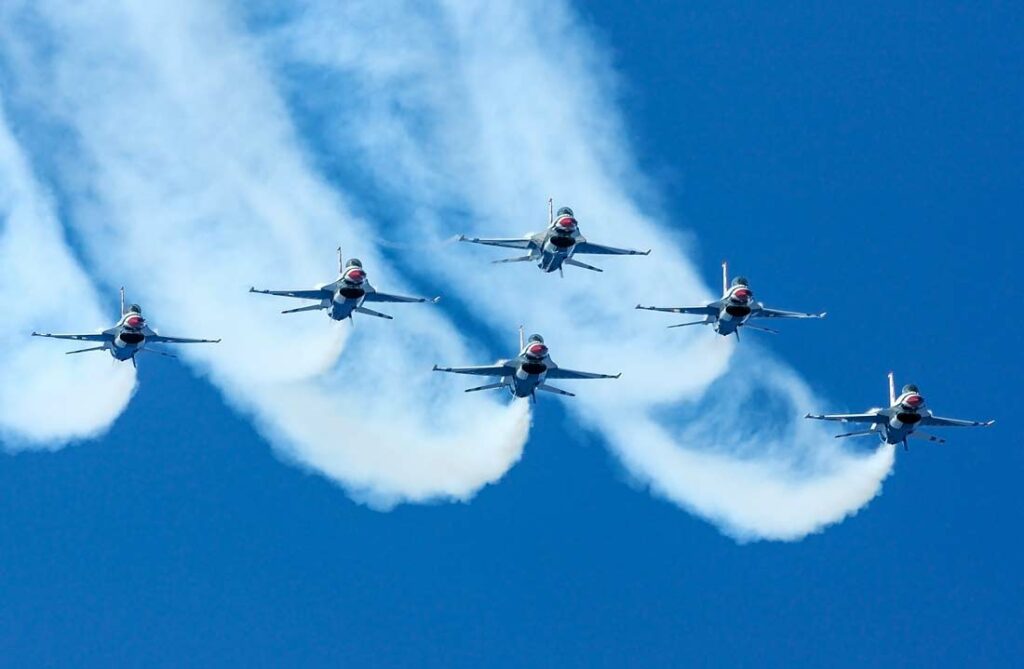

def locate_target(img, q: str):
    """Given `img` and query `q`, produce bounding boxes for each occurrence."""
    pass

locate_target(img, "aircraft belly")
[330,297,359,320]
[539,249,567,273]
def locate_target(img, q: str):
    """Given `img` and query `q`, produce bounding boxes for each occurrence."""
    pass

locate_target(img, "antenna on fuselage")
[519,325,526,351]
[721,261,728,296]
[888,371,897,406]
[337,246,344,275]
[548,198,554,226]
[120,286,126,316]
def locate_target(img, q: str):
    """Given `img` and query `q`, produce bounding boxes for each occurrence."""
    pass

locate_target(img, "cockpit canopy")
[528,334,544,343]
[347,258,363,269]
[730,277,750,287]
[556,207,574,218]
[902,384,920,394]
[128,304,142,314]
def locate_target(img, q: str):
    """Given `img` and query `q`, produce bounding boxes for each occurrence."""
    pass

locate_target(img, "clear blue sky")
[2,1,1022,666]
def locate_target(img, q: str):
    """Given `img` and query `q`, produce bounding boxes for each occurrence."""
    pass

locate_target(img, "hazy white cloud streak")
[0,0,529,503]
[261,0,895,539]
[0,98,136,449]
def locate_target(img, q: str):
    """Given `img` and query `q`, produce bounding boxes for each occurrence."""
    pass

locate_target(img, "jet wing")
[458,235,535,250]
[756,307,827,319]
[432,364,513,377]
[545,368,621,380]
[31,331,109,342]
[249,287,329,300]
[147,335,221,344]
[636,304,719,316]
[805,412,888,424]
[920,415,995,428]
[363,290,439,304]
[573,241,651,256]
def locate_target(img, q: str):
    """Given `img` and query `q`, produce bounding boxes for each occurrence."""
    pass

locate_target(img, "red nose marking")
[125,316,144,328]
[733,288,751,300]
[557,217,576,229]
[528,344,547,356]
[347,269,365,282]
[906,395,923,406]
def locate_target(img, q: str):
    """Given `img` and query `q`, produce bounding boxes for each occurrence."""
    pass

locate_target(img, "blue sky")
[1,1,1022,666]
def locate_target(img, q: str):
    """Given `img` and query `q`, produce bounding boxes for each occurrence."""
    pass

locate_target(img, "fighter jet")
[806,372,994,450]
[249,247,439,321]
[457,199,650,275]
[31,288,220,367]
[433,327,621,401]
[636,261,826,338]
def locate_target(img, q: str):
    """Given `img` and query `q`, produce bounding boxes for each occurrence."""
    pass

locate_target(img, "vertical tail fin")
[337,246,344,275]
[120,286,126,316]
[888,371,896,406]
[519,325,525,351]
[721,260,728,296]
[548,198,554,225]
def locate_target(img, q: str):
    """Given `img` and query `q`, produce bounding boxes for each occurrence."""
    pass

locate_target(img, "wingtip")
[432,364,440,371]
[431,296,442,303]
[642,249,652,255]
[614,373,622,379]
[249,286,256,293]
[457,234,468,242]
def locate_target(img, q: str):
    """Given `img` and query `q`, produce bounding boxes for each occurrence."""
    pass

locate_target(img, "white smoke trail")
[256,0,896,539]
[0,0,530,504]
[0,97,137,449]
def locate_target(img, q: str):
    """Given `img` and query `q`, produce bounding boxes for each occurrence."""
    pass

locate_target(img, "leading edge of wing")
[635,304,718,316]
[804,412,887,424]
[249,287,330,300]
[31,332,109,342]
[457,235,534,250]
[432,364,513,377]
[545,368,621,380]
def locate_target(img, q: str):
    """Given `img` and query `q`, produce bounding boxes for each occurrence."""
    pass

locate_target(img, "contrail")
[0,0,530,504]
[254,0,897,539]
[0,97,136,449]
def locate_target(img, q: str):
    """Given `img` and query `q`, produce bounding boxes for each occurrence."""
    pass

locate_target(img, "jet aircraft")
[805,372,994,450]
[250,248,439,321]
[32,288,220,367]
[433,327,621,401]
[457,199,650,275]
[636,261,826,337]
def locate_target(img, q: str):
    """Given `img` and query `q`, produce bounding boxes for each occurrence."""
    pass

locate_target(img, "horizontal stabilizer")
[281,303,327,314]
[492,255,534,264]
[667,321,707,329]
[564,258,603,272]
[536,383,575,397]
[910,431,946,444]
[834,429,876,439]
[465,382,508,393]
[65,345,106,355]
[742,323,779,334]
[354,306,393,320]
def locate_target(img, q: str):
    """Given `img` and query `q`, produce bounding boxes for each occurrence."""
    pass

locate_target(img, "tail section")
[548,197,554,225]
[65,345,106,355]
[120,286,126,316]
[888,371,896,406]
[564,258,602,272]
[337,246,344,275]
[354,306,393,320]
[721,260,728,296]
[519,325,525,351]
